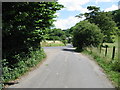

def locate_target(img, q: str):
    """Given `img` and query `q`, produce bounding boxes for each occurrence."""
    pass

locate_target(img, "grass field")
[41,40,65,47]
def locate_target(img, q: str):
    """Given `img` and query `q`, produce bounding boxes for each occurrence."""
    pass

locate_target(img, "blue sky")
[53,0,120,30]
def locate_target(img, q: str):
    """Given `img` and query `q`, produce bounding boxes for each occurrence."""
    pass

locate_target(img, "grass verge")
[82,47,120,88]
[2,48,46,88]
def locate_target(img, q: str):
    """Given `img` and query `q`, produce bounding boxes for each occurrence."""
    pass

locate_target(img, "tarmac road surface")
[8,46,114,88]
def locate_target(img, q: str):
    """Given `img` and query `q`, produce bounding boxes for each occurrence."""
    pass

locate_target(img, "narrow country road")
[8,45,114,88]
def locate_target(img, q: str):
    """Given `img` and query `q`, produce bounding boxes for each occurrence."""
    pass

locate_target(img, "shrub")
[2,48,46,82]
[72,21,103,50]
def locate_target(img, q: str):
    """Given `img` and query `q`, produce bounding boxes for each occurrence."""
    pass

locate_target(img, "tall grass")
[83,45,120,88]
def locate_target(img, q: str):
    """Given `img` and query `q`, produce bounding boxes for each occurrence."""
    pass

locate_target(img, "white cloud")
[105,4,118,12]
[54,16,84,30]
[95,0,119,4]
[55,0,119,29]
[95,0,113,3]
[54,12,60,17]
[58,0,90,11]
[53,0,89,29]
[58,0,119,11]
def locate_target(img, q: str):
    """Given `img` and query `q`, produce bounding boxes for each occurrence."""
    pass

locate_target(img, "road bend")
[8,46,114,88]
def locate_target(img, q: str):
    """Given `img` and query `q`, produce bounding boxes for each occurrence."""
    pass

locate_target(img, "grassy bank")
[2,48,46,86]
[41,40,65,47]
[82,45,120,88]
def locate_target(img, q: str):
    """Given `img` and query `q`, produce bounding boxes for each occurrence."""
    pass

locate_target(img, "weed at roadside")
[2,48,46,83]
[82,48,120,88]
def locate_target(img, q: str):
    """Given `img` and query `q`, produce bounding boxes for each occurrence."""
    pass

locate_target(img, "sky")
[53,0,120,30]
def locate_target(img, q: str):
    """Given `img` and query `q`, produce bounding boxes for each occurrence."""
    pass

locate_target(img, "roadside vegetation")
[82,43,119,87]
[68,6,120,88]
[2,48,46,82]
[2,2,64,87]
[2,1,120,89]
[72,20,103,51]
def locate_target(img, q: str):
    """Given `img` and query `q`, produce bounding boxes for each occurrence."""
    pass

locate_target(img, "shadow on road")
[62,47,84,53]
[62,48,75,52]
[3,81,19,86]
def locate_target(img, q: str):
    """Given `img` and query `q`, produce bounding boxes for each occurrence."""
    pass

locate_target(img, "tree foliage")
[46,28,67,44]
[72,21,103,50]
[76,6,117,43]
[112,9,120,35]
[113,10,120,27]
[2,2,63,66]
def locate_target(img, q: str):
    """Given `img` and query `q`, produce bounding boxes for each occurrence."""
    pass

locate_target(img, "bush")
[2,48,46,82]
[72,21,103,50]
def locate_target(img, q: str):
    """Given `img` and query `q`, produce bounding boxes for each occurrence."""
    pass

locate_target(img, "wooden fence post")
[100,45,102,53]
[112,46,115,60]
[105,45,108,56]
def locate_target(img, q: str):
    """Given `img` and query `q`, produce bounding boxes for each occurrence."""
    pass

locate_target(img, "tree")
[72,21,103,50]
[76,6,117,43]
[46,28,67,44]
[95,12,117,42]
[113,10,120,28]
[112,9,120,35]
[63,29,73,43]
[2,2,63,66]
